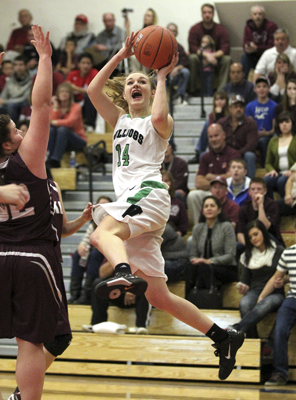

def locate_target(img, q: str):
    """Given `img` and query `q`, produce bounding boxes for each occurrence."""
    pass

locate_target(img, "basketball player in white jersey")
[87,32,244,380]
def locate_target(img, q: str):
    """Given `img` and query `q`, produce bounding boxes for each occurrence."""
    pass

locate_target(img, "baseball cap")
[210,176,227,187]
[255,75,270,86]
[75,14,88,24]
[229,94,245,106]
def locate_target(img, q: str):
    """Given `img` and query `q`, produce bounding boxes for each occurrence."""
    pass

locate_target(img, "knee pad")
[44,333,72,357]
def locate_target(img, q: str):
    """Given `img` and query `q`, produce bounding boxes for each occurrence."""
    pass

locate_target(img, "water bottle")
[69,151,76,168]
[79,244,90,267]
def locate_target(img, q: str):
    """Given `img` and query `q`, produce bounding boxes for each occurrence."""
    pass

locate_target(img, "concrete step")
[174,120,205,136]
[173,104,212,120]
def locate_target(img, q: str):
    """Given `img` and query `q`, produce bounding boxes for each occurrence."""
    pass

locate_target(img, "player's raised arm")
[18,25,52,178]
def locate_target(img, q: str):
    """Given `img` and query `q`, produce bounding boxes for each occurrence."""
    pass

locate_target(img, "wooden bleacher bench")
[50,132,113,191]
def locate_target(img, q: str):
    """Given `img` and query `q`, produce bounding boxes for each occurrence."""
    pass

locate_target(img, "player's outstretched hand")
[157,52,179,78]
[81,202,93,222]
[31,24,52,58]
[0,184,30,209]
[118,31,139,60]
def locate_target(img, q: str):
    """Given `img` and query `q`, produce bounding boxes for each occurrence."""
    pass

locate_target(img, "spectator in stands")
[245,76,277,166]
[241,5,278,79]
[200,34,217,97]
[0,60,13,93]
[187,123,240,225]
[47,82,87,169]
[231,219,284,338]
[188,3,231,95]
[92,13,125,70]
[264,111,296,199]
[268,54,296,101]
[6,9,33,54]
[189,175,240,229]
[161,223,189,282]
[253,28,296,83]
[276,161,296,216]
[58,14,95,56]
[82,260,151,334]
[186,196,237,297]
[217,94,258,178]
[66,52,99,130]
[188,89,230,164]
[0,56,32,122]
[275,78,296,121]
[68,196,112,305]
[222,62,256,105]
[166,23,190,105]
[227,158,251,206]
[237,177,285,247]
[161,143,189,201]
[55,38,79,78]
[161,170,189,236]
[260,236,296,386]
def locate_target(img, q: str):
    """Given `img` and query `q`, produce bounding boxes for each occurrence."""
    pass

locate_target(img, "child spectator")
[226,158,251,206]
[66,52,99,130]
[56,38,79,78]
[245,76,277,165]
[0,60,13,93]
[201,34,216,97]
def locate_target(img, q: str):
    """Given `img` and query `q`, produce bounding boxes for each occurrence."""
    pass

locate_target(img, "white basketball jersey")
[112,114,169,199]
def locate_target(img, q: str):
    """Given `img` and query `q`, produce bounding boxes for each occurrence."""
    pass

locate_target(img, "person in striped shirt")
[258,238,296,386]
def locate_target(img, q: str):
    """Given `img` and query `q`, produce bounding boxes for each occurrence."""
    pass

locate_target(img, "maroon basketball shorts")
[0,243,62,343]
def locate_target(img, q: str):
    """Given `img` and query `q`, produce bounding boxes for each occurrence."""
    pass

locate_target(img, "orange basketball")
[133,26,178,70]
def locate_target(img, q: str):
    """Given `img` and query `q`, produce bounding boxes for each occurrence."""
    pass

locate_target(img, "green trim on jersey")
[127,114,151,119]
[126,180,167,204]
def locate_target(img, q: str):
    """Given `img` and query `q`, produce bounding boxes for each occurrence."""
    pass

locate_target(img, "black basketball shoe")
[212,329,245,380]
[95,273,148,300]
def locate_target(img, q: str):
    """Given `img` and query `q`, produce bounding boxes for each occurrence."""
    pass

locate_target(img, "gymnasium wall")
[0,0,293,56]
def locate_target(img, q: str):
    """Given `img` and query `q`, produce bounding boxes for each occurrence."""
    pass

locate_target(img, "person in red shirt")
[66,53,99,130]
[188,3,231,95]
[47,82,87,169]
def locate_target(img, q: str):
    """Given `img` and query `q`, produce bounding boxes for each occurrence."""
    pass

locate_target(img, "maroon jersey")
[50,180,63,261]
[0,153,58,244]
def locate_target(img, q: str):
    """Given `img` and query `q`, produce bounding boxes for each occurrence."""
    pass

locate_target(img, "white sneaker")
[136,327,148,334]
[82,324,94,332]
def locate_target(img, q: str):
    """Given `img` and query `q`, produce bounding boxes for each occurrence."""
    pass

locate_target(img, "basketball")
[133,26,178,70]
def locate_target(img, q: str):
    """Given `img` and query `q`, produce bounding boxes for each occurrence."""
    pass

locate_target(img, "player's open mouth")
[132,90,142,99]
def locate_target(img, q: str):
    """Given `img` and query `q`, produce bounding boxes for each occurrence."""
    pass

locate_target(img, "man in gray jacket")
[0,55,32,121]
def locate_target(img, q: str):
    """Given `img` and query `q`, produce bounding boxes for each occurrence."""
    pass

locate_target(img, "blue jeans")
[273,297,296,377]
[237,289,284,338]
[264,173,288,199]
[71,248,105,279]
[195,120,209,153]
[258,136,272,167]
[202,70,215,97]
[243,151,257,179]
[241,52,260,79]
[170,67,190,97]
[48,126,86,162]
